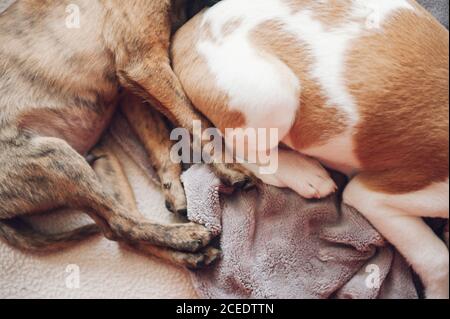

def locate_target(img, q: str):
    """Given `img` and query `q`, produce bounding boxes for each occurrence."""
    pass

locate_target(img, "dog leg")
[90,140,220,268]
[119,93,187,215]
[117,47,254,187]
[244,148,337,199]
[344,175,449,299]
[0,135,214,253]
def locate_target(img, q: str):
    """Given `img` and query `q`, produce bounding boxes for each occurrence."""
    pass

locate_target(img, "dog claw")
[181,247,221,270]
[166,223,215,253]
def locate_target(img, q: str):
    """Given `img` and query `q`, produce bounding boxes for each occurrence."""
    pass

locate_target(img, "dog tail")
[0,218,100,253]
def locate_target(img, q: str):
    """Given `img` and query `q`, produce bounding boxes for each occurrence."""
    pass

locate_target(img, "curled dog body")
[172,0,449,297]
[0,0,229,268]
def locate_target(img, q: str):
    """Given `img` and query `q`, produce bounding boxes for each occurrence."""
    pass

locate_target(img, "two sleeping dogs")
[172,0,449,298]
[0,0,448,298]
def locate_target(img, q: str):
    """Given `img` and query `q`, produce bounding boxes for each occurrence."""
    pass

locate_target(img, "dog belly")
[16,103,118,155]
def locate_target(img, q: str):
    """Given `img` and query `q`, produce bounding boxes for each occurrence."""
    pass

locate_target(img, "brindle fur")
[0,0,241,268]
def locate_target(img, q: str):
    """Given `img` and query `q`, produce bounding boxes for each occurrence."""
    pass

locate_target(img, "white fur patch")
[283,9,361,124]
[352,0,415,28]
[198,0,301,144]
[197,0,415,143]
[343,176,449,298]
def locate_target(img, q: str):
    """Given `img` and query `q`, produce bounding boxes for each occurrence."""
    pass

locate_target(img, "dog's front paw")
[211,162,257,189]
[294,170,338,199]
[424,255,449,299]
[271,150,337,199]
[166,223,215,253]
[171,246,221,270]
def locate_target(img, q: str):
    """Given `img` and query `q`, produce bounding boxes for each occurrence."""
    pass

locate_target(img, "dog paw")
[271,150,338,199]
[211,162,257,189]
[172,246,221,270]
[424,260,449,299]
[167,223,215,253]
[161,178,188,216]
[425,267,449,299]
[294,171,338,199]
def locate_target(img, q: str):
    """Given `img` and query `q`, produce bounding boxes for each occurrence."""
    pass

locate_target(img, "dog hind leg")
[117,48,254,187]
[344,175,449,299]
[90,138,220,268]
[0,135,214,253]
[119,93,187,215]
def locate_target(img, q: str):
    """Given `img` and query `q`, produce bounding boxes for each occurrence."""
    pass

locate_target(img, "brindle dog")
[0,0,248,269]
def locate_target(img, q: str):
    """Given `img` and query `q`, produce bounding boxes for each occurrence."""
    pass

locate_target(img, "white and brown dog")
[172,0,449,298]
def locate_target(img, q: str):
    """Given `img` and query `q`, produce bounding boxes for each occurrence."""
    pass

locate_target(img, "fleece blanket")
[0,0,14,13]
[0,111,418,299]
[417,0,449,29]
[183,166,419,299]
[1,0,448,299]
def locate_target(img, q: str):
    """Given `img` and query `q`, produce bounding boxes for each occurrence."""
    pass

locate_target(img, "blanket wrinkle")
[320,204,386,253]
[183,164,418,299]
[1,0,447,300]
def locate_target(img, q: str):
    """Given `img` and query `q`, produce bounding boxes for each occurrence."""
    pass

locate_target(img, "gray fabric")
[109,115,417,299]
[1,0,446,299]
[0,0,15,14]
[183,165,418,299]
[417,0,449,29]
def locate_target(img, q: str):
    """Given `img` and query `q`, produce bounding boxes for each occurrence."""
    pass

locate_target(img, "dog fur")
[0,0,251,268]
[172,0,449,296]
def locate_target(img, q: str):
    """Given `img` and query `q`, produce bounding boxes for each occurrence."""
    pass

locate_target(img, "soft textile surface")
[183,166,418,299]
[0,114,198,299]
[1,0,448,299]
[0,0,14,14]
[417,0,449,29]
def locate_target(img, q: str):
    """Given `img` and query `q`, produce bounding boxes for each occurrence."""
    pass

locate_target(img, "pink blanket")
[182,165,419,299]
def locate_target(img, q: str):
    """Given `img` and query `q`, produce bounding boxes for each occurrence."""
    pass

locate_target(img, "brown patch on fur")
[222,18,243,37]
[347,6,449,193]
[172,12,246,133]
[284,0,353,27]
[250,19,348,150]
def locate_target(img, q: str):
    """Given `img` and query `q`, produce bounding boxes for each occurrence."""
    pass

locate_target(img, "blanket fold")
[183,165,418,299]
